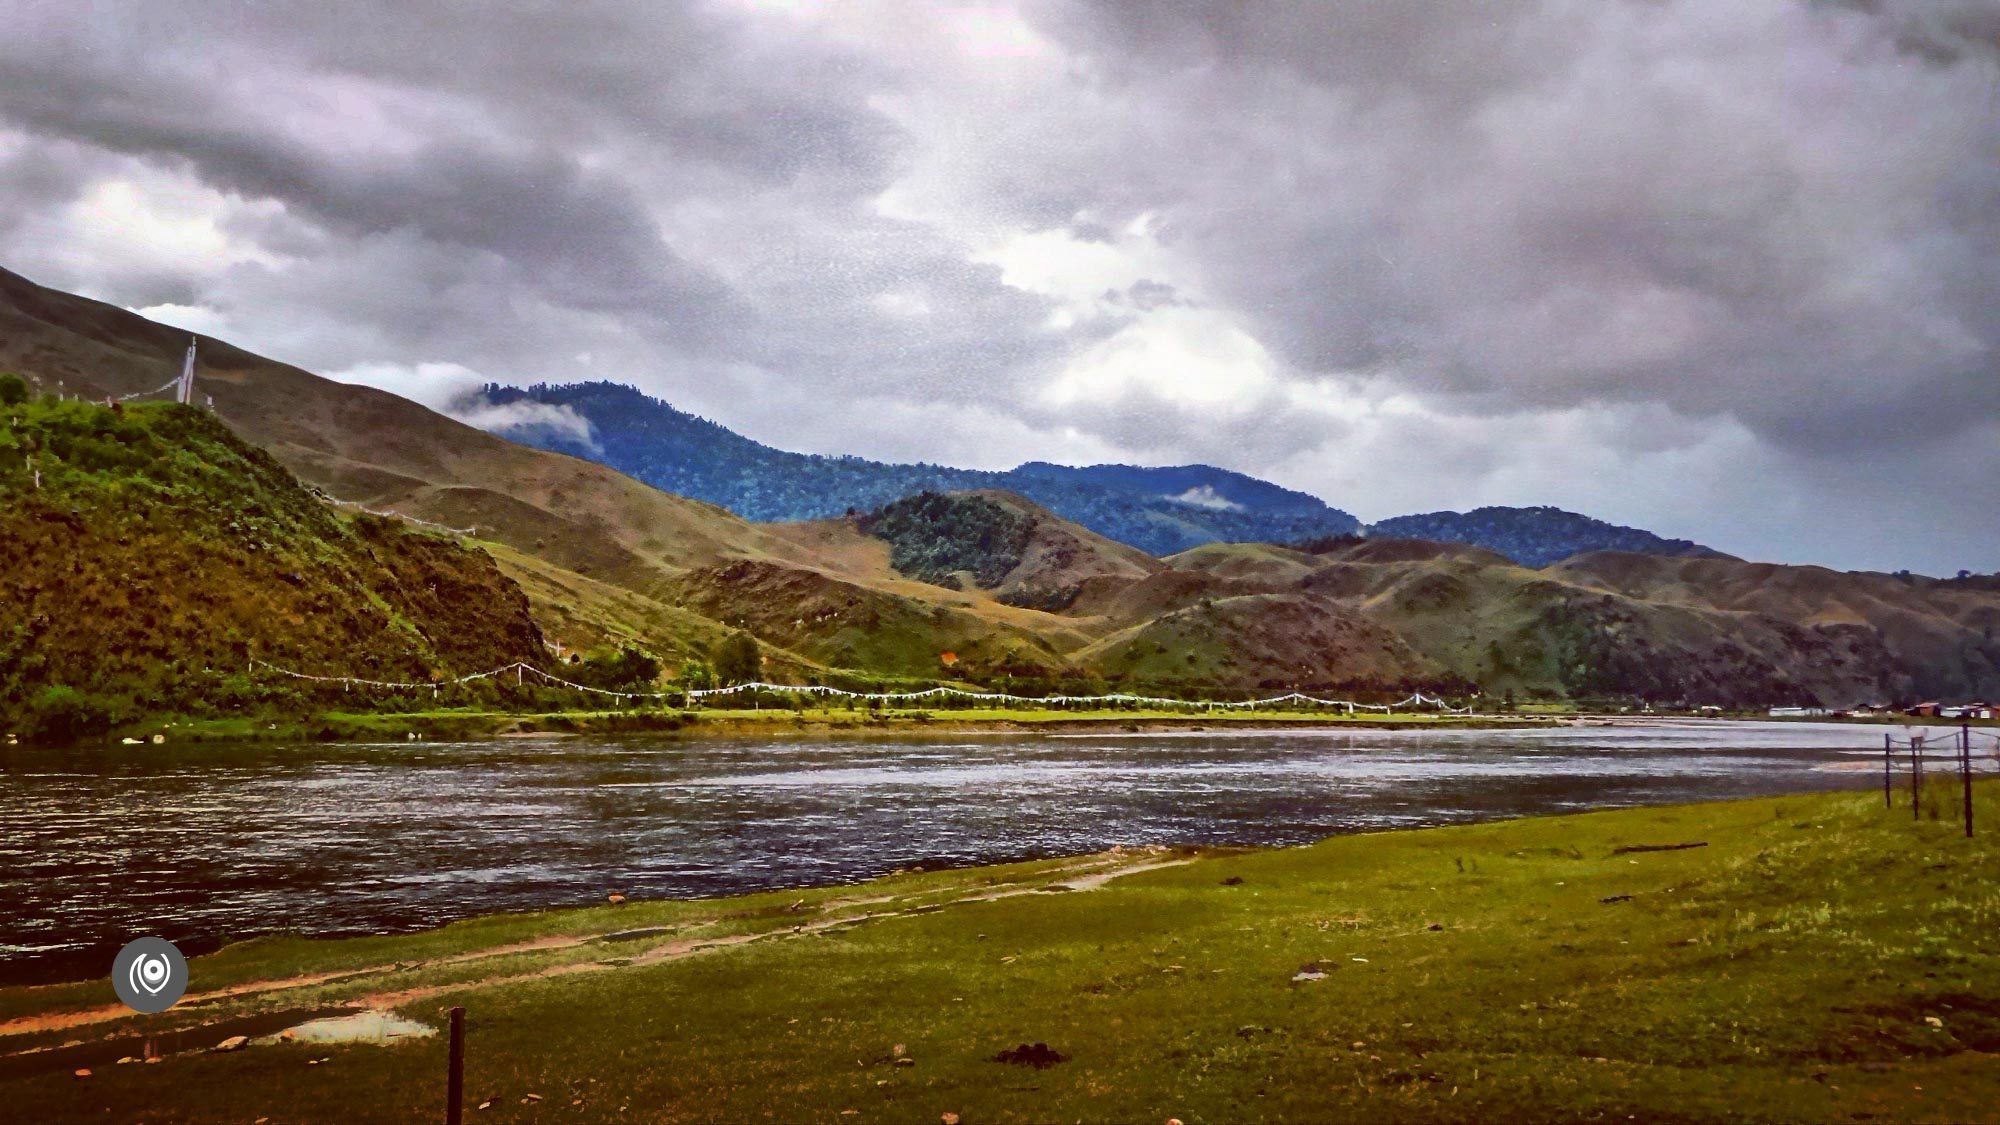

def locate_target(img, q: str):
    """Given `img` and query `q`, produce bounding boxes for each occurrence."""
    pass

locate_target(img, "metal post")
[446,1006,465,1125]
[1965,722,1975,839]
[1884,733,1893,808]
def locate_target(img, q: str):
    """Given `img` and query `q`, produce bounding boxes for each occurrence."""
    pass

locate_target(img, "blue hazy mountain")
[1368,507,1731,568]
[478,382,1725,564]
[478,382,1362,555]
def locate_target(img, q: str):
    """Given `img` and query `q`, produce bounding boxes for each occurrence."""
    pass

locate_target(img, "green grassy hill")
[0,398,546,736]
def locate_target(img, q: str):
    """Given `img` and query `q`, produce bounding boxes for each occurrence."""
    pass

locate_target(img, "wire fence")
[249,659,1476,712]
[1877,725,1993,837]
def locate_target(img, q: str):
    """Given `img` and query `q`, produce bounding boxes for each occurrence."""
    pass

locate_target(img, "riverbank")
[56,704,1994,749]
[6,780,1995,1122]
[144,705,1552,744]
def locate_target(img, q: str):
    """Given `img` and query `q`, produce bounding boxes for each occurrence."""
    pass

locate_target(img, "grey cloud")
[1023,0,2000,458]
[0,0,1992,573]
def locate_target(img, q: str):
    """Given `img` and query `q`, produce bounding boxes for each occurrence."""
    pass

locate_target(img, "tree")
[678,658,715,691]
[0,373,27,406]
[577,645,661,690]
[713,631,761,686]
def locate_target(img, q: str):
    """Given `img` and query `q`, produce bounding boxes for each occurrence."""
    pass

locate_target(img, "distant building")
[1768,706,1828,718]
[1907,702,1942,717]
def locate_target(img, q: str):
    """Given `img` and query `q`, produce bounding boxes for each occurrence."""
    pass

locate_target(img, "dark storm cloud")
[1028,0,2000,456]
[0,0,1993,572]
[0,15,737,333]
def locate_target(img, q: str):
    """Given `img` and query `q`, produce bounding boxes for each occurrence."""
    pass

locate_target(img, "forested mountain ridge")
[477,381,1730,567]
[1367,507,1731,568]
[478,381,1362,555]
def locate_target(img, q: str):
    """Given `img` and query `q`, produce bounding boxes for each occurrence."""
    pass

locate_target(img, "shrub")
[0,373,27,406]
[25,684,122,745]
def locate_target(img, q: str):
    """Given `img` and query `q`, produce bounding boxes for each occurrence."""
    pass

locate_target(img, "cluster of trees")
[667,632,761,693]
[859,491,1035,588]
[565,645,662,690]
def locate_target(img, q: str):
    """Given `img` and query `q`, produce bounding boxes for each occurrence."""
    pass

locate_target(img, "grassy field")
[5,782,1996,1123]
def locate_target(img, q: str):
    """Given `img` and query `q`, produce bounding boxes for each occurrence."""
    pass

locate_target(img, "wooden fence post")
[1913,736,1923,822]
[446,1005,465,1125]
[1964,722,1975,839]
[1884,732,1893,808]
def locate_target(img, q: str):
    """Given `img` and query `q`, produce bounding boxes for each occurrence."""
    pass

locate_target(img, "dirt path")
[0,849,1190,1051]
[355,851,1194,1010]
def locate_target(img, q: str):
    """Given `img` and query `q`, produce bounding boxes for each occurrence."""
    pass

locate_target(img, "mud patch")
[0,1006,354,1080]
[262,1010,435,1045]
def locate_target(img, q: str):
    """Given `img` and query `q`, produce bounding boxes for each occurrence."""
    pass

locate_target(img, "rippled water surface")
[0,720,1913,982]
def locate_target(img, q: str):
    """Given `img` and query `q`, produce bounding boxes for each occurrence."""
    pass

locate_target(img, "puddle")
[260,1010,435,1045]
[594,926,675,944]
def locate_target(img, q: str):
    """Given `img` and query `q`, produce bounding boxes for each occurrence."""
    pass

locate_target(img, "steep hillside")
[477,381,1363,554]
[0,265,854,682]
[1547,552,2000,702]
[1366,506,1730,567]
[0,268,816,595]
[482,543,821,681]
[1145,544,1998,708]
[1074,592,1452,692]
[661,559,1077,682]
[0,399,545,719]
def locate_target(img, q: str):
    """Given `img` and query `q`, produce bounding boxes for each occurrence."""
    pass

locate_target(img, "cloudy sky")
[2,1,1996,573]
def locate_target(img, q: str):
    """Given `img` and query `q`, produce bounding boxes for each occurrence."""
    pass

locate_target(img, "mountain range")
[2,263,1996,714]
[478,380,1728,567]
[479,381,1362,556]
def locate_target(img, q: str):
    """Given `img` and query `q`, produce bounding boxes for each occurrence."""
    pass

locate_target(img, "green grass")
[9,782,1998,1121]
[150,704,1511,744]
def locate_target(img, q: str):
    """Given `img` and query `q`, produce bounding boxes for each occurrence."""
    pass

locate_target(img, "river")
[0,719,1918,983]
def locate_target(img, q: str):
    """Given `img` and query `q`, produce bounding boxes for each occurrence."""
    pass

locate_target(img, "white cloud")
[450,396,600,450]
[1170,485,1243,512]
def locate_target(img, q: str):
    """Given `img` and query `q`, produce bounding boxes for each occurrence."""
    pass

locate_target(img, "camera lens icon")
[133,954,170,993]
[111,938,188,1013]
